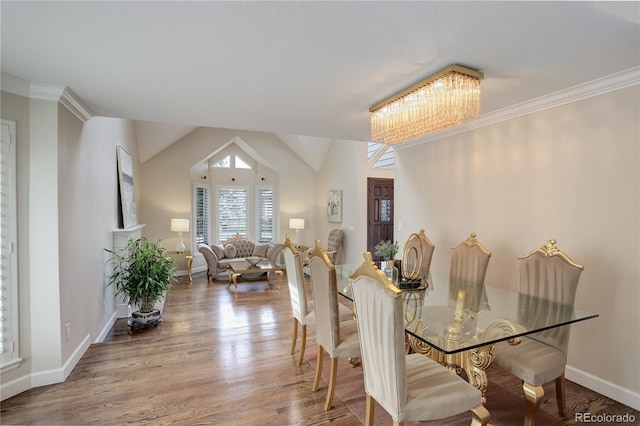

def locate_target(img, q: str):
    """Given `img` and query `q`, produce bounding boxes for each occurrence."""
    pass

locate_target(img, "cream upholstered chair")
[422,233,491,337]
[450,233,492,287]
[326,228,344,264]
[401,229,435,284]
[493,239,584,426]
[350,252,490,426]
[308,240,361,411]
[282,234,353,366]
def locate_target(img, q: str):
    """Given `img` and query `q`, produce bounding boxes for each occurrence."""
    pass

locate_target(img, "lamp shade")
[289,218,305,230]
[170,218,190,233]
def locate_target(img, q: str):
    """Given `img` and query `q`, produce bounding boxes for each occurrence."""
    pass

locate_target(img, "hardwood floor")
[1,273,360,425]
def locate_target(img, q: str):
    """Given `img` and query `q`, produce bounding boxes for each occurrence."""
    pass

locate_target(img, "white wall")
[394,85,639,408]
[316,139,393,265]
[58,114,140,358]
[1,86,140,399]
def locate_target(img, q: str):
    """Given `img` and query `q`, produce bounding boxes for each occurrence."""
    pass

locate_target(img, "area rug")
[304,344,562,425]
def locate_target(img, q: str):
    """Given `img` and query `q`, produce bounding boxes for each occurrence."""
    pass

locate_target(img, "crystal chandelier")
[369,65,484,144]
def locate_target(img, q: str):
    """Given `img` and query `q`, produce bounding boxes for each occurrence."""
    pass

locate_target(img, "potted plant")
[374,239,400,284]
[106,237,176,330]
[374,239,399,261]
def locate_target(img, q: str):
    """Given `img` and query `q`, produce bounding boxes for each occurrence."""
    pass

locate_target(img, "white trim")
[0,334,92,401]
[0,371,30,401]
[30,334,90,387]
[94,311,118,344]
[395,66,640,151]
[566,365,640,411]
[60,88,93,122]
[0,74,93,122]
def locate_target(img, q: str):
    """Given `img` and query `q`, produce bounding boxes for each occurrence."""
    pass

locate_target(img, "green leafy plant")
[374,239,399,261]
[105,238,176,313]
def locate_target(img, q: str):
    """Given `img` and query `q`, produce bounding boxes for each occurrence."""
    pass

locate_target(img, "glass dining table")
[335,264,599,403]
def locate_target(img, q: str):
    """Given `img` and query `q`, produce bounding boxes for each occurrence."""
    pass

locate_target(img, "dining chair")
[308,239,361,411]
[350,252,490,426]
[421,233,492,340]
[282,234,353,366]
[401,228,435,284]
[493,239,584,426]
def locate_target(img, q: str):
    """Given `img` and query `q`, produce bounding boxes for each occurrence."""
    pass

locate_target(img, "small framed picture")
[327,190,342,223]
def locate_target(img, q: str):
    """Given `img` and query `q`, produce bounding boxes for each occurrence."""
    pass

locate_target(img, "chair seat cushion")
[493,337,566,385]
[402,354,482,421]
[333,320,361,359]
[302,301,353,326]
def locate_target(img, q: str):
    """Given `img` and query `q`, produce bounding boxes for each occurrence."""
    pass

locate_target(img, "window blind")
[194,185,210,246]
[257,187,274,243]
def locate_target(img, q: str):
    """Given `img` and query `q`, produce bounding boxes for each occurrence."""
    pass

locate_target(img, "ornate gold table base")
[407,318,524,406]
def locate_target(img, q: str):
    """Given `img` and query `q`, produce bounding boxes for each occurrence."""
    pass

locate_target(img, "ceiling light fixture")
[369,65,484,144]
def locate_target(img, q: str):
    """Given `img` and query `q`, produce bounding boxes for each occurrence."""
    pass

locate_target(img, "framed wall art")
[326,189,342,223]
[117,146,137,229]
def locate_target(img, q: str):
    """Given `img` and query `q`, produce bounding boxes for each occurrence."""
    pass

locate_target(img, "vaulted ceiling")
[2,1,639,163]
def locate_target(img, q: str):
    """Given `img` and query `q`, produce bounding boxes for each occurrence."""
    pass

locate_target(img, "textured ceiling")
[2,1,639,161]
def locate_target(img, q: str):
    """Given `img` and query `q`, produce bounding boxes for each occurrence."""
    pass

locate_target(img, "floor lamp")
[289,218,305,246]
[171,218,189,253]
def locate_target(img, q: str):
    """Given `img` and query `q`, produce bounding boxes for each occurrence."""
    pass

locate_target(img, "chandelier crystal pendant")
[369,65,484,144]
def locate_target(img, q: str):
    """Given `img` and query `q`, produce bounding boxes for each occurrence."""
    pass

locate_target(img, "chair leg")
[297,325,307,366]
[324,357,338,410]
[470,404,490,426]
[523,382,544,426]
[392,421,403,426]
[555,373,566,417]
[290,319,298,355]
[364,393,375,426]
[312,346,324,392]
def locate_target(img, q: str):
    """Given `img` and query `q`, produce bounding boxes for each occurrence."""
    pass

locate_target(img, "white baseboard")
[31,334,91,388]
[95,311,118,343]
[0,373,30,401]
[1,334,92,401]
[566,365,640,410]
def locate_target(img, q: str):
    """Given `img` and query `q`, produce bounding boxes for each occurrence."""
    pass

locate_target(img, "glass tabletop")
[335,264,599,354]
[227,258,278,273]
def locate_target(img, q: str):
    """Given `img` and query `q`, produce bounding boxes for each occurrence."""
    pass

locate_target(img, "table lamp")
[289,218,305,246]
[171,218,189,253]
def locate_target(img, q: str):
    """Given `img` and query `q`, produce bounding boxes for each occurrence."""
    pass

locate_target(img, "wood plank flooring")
[1,273,360,425]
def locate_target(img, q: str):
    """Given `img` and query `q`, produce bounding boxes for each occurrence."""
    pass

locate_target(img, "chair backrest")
[351,252,407,419]
[283,234,310,323]
[517,239,584,353]
[308,240,342,354]
[449,233,491,303]
[402,229,434,281]
[326,229,343,264]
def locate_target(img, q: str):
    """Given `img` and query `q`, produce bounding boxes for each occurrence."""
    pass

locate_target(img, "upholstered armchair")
[493,239,584,426]
[350,252,489,426]
[326,228,343,264]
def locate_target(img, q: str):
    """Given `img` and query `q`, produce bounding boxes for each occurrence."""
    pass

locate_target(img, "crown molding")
[59,87,94,122]
[1,74,93,122]
[395,66,640,151]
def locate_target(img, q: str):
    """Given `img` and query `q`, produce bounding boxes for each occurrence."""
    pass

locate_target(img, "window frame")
[192,183,210,249]
[0,119,21,372]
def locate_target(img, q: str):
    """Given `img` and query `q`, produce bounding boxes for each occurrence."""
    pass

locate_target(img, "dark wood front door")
[367,178,394,260]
